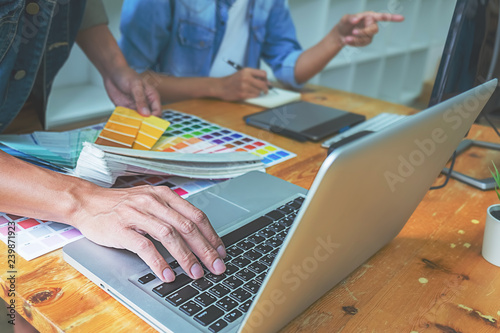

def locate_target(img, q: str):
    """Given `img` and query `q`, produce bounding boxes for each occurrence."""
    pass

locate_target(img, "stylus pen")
[223,58,277,93]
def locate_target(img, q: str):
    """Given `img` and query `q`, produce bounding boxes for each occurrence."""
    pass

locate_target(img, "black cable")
[430,111,500,190]
[482,113,500,137]
[430,150,457,190]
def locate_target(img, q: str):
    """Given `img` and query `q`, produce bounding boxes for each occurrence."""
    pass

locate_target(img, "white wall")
[285,0,456,104]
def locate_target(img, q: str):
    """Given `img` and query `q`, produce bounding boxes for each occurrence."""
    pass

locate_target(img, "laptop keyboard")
[134,196,305,332]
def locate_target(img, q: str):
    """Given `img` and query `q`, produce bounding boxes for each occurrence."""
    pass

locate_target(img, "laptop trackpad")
[189,192,249,233]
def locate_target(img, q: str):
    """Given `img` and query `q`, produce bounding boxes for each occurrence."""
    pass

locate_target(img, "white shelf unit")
[46,0,456,129]
[286,0,457,105]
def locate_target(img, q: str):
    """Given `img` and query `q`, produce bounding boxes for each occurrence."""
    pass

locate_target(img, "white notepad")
[245,87,301,108]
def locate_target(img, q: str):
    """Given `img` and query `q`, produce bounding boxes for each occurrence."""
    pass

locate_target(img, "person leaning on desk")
[119,0,404,103]
[0,0,228,287]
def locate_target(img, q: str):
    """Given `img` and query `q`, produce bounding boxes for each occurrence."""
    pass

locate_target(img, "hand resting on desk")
[0,150,227,283]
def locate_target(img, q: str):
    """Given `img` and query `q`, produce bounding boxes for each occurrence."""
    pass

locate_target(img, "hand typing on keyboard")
[0,149,227,284]
[68,184,227,283]
[135,196,305,331]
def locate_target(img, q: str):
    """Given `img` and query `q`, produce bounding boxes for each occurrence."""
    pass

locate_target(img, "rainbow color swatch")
[154,110,295,166]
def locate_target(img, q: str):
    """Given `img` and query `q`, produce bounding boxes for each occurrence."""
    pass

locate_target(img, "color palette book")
[0,173,223,261]
[74,109,296,187]
[95,107,170,149]
[75,142,264,187]
[1,109,294,180]
[156,109,296,167]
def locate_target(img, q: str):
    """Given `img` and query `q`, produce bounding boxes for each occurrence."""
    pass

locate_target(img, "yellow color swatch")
[96,107,143,148]
[96,106,170,150]
[133,116,170,150]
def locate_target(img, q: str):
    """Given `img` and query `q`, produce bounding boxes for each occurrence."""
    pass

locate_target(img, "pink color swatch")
[61,228,82,239]
[174,188,188,196]
[18,219,40,229]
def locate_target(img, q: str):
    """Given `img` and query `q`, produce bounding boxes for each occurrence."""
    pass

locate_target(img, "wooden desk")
[2,86,500,333]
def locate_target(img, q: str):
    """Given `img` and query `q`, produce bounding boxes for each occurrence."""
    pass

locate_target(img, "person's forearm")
[294,26,344,84]
[0,151,227,282]
[143,71,224,103]
[0,151,93,225]
[77,24,129,76]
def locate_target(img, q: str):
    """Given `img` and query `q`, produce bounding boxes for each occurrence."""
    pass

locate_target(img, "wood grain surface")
[2,85,500,333]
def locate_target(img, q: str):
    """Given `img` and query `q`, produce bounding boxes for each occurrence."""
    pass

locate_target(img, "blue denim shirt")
[120,0,304,89]
[0,0,86,133]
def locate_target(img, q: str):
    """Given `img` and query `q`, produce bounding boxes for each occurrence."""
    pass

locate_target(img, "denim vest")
[0,0,86,133]
[120,0,304,89]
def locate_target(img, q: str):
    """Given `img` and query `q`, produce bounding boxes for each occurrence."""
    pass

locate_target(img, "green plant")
[490,161,500,201]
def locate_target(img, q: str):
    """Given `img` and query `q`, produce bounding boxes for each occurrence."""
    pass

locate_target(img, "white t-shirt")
[209,0,251,78]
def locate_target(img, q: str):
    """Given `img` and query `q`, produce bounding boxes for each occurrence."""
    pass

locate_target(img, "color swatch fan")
[75,142,265,187]
[74,108,281,187]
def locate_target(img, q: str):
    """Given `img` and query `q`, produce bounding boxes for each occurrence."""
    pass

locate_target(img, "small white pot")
[483,204,500,267]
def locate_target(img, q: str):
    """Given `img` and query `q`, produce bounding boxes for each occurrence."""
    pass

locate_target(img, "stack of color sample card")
[72,108,296,187]
[75,142,265,187]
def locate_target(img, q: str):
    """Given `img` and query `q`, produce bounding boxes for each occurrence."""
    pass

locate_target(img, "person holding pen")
[224,58,277,94]
[119,0,404,103]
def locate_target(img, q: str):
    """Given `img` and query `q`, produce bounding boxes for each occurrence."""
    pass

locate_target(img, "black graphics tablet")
[244,101,366,142]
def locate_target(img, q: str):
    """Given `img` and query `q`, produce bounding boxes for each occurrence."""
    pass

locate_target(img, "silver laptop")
[63,80,496,333]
